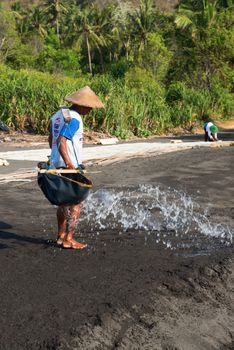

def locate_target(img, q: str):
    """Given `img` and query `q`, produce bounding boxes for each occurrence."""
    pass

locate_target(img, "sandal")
[62,239,87,250]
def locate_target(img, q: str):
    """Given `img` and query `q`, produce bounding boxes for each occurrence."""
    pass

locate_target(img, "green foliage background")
[0,0,233,136]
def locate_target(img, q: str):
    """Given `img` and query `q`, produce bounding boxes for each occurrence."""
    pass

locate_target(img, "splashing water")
[80,185,233,251]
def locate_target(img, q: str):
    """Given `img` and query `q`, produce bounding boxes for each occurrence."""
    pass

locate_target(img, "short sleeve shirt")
[50,108,83,168]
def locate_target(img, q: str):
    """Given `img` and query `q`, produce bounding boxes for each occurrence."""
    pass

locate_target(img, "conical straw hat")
[64,86,104,108]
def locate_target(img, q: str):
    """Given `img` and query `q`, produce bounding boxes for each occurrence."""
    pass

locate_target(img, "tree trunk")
[56,18,60,41]
[97,46,104,73]
[0,37,6,51]
[86,34,92,75]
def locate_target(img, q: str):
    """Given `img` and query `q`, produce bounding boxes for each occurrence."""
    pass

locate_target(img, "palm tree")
[71,4,108,74]
[43,0,68,41]
[175,0,218,39]
[129,0,156,52]
[174,0,220,89]
[28,7,47,38]
[110,1,133,60]
[11,2,29,36]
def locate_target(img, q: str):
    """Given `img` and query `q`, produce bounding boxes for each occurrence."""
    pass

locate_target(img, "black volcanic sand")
[1,147,234,350]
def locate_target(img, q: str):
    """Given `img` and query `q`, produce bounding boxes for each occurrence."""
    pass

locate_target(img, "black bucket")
[38,171,92,206]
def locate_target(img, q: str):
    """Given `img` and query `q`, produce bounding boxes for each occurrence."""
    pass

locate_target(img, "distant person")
[203,121,219,142]
[48,86,104,249]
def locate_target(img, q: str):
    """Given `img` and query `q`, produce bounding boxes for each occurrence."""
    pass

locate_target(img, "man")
[49,86,104,249]
[204,121,219,142]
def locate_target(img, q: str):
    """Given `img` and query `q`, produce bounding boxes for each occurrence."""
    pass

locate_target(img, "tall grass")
[166,81,234,127]
[0,65,233,136]
[0,65,88,133]
[0,66,172,136]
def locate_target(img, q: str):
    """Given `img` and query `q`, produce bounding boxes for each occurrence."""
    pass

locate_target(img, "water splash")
[80,185,233,251]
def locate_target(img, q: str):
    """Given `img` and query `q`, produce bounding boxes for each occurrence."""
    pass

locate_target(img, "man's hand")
[66,162,75,169]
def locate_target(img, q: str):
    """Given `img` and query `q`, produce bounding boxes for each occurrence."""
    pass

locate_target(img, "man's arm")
[57,135,75,169]
[207,127,214,140]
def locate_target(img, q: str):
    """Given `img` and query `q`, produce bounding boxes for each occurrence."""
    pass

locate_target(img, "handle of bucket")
[38,169,82,174]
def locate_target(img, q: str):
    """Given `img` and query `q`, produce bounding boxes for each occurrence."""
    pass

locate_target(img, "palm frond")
[175,15,193,29]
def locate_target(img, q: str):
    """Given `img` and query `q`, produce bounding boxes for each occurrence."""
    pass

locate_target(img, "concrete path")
[0,141,219,163]
[0,140,233,183]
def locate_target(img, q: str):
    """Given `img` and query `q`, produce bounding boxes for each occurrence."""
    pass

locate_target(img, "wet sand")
[0,147,234,350]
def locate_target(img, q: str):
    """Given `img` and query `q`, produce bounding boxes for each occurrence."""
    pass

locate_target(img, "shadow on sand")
[0,221,47,248]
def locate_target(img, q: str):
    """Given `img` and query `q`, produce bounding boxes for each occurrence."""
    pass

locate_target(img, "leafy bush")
[108,59,132,79]
[211,84,234,118]
[138,33,172,81]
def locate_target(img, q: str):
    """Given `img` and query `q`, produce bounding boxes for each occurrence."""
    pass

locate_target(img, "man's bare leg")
[56,205,67,245]
[63,204,87,249]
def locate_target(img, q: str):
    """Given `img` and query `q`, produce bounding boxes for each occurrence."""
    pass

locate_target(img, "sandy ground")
[0,144,234,350]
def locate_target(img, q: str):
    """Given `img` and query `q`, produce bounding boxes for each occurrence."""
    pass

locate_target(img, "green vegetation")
[0,0,233,136]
